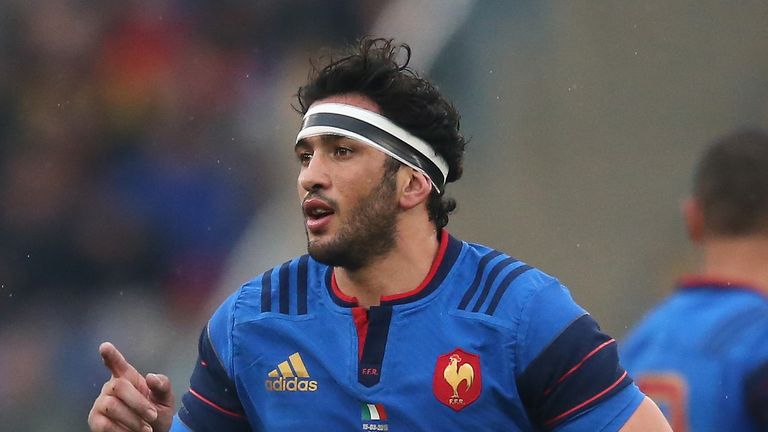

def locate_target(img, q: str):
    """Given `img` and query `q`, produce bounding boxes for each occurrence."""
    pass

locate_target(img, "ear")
[399,169,433,210]
[682,197,704,244]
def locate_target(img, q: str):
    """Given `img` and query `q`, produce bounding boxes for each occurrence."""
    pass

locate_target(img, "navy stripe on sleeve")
[470,257,518,313]
[178,328,250,432]
[278,261,291,314]
[516,314,632,430]
[484,265,532,315]
[458,250,503,310]
[297,255,309,315]
[260,269,273,313]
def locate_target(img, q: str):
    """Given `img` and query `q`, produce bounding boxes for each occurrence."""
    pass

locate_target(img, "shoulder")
[630,288,768,359]
[453,242,552,307]
[219,254,329,323]
[451,241,596,368]
[206,255,328,366]
[454,241,585,329]
[712,292,768,357]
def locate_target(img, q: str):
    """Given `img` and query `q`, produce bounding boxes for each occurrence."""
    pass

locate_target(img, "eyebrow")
[294,135,344,152]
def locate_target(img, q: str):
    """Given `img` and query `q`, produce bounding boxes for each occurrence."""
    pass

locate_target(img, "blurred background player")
[621,129,768,431]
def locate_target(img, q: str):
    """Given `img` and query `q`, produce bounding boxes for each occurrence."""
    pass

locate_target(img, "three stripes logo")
[457,250,532,316]
[265,352,318,392]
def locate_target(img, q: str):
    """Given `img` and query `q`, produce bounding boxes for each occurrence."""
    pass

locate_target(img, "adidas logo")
[265,352,318,392]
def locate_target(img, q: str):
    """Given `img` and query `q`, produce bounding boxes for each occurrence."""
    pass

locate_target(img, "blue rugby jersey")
[172,231,644,431]
[621,278,768,432]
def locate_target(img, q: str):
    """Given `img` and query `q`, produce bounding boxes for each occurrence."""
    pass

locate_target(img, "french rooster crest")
[443,353,474,398]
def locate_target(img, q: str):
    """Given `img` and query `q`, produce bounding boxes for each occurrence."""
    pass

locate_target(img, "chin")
[307,240,358,268]
[306,239,331,260]
[306,245,334,266]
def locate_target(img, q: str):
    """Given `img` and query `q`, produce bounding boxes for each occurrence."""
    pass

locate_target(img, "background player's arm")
[88,342,175,432]
[619,397,671,431]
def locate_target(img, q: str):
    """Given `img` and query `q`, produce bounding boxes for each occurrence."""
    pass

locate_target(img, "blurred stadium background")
[1,1,767,430]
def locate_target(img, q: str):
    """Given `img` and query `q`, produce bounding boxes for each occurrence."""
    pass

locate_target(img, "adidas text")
[265,376,318,392]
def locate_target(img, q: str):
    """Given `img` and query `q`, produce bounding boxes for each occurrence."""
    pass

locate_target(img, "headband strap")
[296,103,449,193]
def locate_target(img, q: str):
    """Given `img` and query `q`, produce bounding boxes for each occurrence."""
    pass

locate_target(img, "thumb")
[146,373,175,407]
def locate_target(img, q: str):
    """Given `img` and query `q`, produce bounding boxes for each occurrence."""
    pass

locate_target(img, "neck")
[698,234,768,294]
[334,219,441,308]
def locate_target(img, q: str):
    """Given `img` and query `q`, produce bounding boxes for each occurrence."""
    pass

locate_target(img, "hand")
[88,342,175,432]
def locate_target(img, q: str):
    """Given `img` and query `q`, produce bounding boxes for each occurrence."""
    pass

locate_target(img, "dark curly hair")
[694,129,768,236]
[295,37,467,230]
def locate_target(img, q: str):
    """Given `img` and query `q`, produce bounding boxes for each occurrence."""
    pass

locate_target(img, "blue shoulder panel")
[208,289,242,375]
[515,276,587,371]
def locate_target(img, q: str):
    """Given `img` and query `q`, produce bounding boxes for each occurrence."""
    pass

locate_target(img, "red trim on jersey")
[543,338,616,396]
[543,371,628,427]
[330,230,450,305]
[380,229,449,302]
[188,388,244,418]
[330,273,359,304]
[678,275,768,298]
[352,307,368,361]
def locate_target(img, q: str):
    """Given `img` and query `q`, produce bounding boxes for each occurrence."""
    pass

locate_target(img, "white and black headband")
[295,103,449,194]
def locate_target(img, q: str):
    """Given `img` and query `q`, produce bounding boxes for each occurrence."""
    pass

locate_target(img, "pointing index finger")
[99,342,140,382]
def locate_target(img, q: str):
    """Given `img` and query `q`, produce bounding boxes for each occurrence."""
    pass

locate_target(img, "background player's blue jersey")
[621,278,768,431]
[171,231,644,431]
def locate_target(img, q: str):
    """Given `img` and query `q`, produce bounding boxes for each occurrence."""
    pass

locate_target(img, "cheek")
[336,177,368,204]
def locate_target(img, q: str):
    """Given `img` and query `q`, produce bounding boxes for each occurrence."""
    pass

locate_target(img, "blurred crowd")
[0,1,377,430]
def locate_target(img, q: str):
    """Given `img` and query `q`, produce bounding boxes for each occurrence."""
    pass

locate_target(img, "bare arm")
[88,342,176,432]
[619,397,672,431]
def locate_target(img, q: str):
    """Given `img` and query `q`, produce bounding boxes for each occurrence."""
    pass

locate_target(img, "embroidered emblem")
[265,352,318,392]
[433,348,482,411]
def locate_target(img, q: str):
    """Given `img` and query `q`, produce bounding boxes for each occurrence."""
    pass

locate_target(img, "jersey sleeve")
[514,279,643,430]
[175,292,253,432]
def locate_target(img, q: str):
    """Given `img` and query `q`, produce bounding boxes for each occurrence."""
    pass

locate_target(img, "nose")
[298,153,330,193]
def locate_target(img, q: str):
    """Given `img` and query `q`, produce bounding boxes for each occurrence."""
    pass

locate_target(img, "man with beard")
[88,38,670,431]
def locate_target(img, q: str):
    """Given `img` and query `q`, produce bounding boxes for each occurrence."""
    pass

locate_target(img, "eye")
[333,147,352,158]
[297,151,313,166]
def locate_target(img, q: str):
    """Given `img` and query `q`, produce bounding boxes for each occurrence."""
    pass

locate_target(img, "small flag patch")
[361,403,388,421]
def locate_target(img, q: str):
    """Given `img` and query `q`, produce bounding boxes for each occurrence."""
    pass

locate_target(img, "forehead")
[310,93,380,114]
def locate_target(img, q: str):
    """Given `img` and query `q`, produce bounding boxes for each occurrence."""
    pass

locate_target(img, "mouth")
[302,197,336,232]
